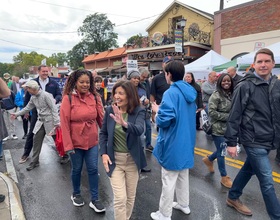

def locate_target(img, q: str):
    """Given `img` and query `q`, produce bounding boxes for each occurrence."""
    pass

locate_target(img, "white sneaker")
[3,136,9,141]
[150,211,171,220]
[11,135,18,140]
[172,202,191,214]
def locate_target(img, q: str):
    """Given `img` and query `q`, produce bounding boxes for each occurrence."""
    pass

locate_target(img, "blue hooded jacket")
[153,80,197,170]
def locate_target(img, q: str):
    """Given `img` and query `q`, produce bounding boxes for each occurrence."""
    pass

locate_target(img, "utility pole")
[220,0,224,10]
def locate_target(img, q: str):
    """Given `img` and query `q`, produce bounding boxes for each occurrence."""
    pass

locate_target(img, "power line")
[28,0,143,19]
[0,27,77,34]
[0,38,66,52]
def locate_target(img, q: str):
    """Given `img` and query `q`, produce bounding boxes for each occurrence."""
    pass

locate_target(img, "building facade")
[214,0,280,59]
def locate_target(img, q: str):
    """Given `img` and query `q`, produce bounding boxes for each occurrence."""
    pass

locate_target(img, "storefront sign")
[126,60,138,72]
[130,50,186,61]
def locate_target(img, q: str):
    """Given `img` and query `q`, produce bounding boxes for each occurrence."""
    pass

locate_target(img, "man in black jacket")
[19,65,63,164]
[225,48,280,219]
[226,66,243,88]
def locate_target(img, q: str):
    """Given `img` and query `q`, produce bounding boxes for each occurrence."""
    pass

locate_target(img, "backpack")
[0,90,16,110]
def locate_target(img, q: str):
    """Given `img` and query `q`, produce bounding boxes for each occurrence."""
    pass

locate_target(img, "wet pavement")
[0,120,280,220]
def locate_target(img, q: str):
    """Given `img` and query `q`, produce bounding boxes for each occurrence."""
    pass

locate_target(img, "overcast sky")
[0,0,252,63]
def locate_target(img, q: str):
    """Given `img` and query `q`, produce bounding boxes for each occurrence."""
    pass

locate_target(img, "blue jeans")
[70,146,99,201]
[145,118,152,147]
[228,146,280,220]
[208,135,227,177]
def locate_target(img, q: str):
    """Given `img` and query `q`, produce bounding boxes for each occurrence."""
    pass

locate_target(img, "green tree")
[50,53,68,66]
[78,13,119,54]
[126,34,145,48]
[0,63,15,77]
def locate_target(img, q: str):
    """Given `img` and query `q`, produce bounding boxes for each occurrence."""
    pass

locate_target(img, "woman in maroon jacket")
[60,70,105,212]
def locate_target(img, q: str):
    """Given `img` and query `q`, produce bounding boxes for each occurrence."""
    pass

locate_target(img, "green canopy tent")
[213,59,237,72]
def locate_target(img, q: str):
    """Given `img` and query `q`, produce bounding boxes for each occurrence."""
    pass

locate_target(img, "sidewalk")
[0,172,25,220]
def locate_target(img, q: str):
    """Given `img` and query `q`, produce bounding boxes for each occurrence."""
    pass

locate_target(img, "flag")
[41,58,47,65]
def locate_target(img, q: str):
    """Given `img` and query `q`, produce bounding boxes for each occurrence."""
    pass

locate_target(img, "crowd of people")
[0,48,280,219]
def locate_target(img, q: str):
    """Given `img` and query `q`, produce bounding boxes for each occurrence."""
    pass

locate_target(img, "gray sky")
[0,0,252,63]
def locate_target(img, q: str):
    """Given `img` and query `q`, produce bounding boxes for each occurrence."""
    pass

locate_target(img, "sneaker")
[22,134,27,139]
[226,198,252,216]
[3,136,9,141]
[221,176,232,188]
[172,202,191,214]
[71,194,85,207]
[0,194,5,203]
[19,156,29,164]
[26,161,40,171]
[60,155,70,164]
[11,135,18,140]
[150,211,171,220]
[141,168,151,172]
[146,145,154,153]
[202,156,215,173]
[89,200,106,213]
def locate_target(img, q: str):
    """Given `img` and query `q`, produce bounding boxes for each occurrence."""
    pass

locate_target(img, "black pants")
[22,109,37,157]
[21,115,31,135]
[196,112,201,129]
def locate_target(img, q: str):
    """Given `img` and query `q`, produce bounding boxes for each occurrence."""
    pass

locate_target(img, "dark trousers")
[276,148,280,160]
[21,115,31,135]
[22,109,37,157]
[196,112,201,129]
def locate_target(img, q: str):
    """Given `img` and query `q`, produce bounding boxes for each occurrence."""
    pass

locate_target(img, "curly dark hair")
[63,69,97,96]
[112,80,140,114]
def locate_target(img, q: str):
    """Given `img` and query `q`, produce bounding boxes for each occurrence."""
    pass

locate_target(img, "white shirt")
[39,77,49,91]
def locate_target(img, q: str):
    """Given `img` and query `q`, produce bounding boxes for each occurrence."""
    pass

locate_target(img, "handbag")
[55,127,65,157]
[201,109,212,135]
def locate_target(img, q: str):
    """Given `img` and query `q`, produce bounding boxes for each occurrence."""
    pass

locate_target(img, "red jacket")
[60,91,104,152]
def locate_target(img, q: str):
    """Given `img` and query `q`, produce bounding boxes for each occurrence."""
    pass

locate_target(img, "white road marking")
[4,149,18,183]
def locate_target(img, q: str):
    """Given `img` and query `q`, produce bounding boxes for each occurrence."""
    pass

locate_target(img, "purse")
[55,127,65,157]
[201,109,212,135]
[202,120,212,135]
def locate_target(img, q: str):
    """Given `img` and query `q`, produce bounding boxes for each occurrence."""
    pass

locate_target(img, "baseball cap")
[162,56,174,64]
[22,80,40,89]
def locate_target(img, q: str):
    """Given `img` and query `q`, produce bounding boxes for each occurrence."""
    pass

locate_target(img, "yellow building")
[127,0,214,71]
[146,0,214,48]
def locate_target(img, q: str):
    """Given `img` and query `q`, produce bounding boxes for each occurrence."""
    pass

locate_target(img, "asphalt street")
[1,119,280,220]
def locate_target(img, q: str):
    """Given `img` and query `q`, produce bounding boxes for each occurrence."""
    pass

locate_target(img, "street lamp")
[180,18,187,62]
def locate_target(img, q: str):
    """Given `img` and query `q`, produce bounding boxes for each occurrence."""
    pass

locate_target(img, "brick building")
[214,0,280,59]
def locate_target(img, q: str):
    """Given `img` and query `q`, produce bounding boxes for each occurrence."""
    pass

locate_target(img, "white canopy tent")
[237,42,280,65]
[184,50,230,80]
[237,42,280,75]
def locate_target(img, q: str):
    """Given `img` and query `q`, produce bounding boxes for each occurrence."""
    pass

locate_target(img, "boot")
[221,176,232,188]
[202,156,214,173]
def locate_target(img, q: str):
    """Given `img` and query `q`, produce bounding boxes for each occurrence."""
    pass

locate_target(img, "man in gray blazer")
[11,80,60,171]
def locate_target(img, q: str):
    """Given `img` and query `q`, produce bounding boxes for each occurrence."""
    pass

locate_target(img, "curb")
[0,173,25,220]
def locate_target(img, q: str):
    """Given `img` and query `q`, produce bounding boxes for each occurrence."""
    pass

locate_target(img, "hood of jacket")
[239,72,276,86]
[172,80,197,103]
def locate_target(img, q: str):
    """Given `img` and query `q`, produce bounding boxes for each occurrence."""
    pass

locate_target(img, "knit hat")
[3,73,10,80]
[127,69,140,80]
